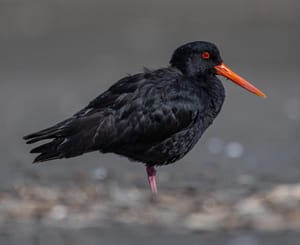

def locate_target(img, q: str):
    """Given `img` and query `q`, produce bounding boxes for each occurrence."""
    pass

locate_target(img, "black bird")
[24,41,266,193]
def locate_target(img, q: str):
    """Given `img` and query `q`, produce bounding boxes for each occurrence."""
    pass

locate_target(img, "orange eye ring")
[201,51,210,59]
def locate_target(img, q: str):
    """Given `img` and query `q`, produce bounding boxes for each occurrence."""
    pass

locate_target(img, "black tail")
[24,125,62,144]
[23,116,100,163]
[30,138,65,162]
[24,103,113,163]
[23,118,76,163]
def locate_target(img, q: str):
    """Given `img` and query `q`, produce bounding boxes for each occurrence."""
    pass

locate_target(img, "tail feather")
[23,120,71,163]
[30,138,63,154]
[31,138,64,163]
[33,152,62,163]
[24,113,107,163]
[23,126,57,140]
[25,133,59,144]
[23,120,69,144]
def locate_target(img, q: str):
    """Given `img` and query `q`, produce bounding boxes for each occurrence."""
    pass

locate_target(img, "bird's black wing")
[90,69,202,156]
[24,68,201,163]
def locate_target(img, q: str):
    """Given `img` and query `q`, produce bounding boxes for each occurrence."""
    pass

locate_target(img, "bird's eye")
[201,51,210,60]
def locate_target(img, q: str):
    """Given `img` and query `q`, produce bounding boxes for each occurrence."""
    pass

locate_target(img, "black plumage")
[24,41,265,193]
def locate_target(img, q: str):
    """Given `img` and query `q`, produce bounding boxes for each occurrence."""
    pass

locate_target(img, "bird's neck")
[197,74,225,116]
[171,67,225,115]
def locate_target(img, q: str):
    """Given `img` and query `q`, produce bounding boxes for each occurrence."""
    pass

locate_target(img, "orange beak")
[214,62,266,98]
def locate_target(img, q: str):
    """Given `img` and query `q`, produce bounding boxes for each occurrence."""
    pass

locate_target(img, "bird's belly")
[125,127,202,166]
[111,108,220,166]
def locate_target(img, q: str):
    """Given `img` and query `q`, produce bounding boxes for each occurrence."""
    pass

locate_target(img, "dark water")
[1,1,300,244]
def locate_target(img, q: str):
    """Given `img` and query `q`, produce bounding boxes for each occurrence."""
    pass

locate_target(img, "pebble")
[225,141,244,158]
[110,185,144,208]
[1,183,300,232]
[49,205,67,220]
[235,197,268,216]
[267,184,300,207]
[92,167,108,181]
[184,210,228,231]
[253,213,285,231]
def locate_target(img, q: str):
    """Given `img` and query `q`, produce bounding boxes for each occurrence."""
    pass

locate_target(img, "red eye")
[201,51,210,59]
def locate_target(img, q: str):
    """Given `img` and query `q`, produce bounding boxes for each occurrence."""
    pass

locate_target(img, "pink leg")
[146,166,157,194]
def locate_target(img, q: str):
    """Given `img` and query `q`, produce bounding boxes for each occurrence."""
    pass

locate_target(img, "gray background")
[1,0,300,244]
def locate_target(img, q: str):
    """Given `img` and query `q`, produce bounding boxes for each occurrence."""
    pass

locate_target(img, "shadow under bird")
[24,41,266,194]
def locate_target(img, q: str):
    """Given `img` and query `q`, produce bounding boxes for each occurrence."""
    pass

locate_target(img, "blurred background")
[1,0,300,244]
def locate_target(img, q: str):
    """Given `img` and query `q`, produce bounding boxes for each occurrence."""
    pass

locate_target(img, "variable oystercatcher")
[24,41,266,194]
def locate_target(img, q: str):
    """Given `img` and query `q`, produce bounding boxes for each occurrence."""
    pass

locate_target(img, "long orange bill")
[214,62,266,98]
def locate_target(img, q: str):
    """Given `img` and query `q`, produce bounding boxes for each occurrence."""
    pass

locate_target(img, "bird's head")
[170,41,266,98]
